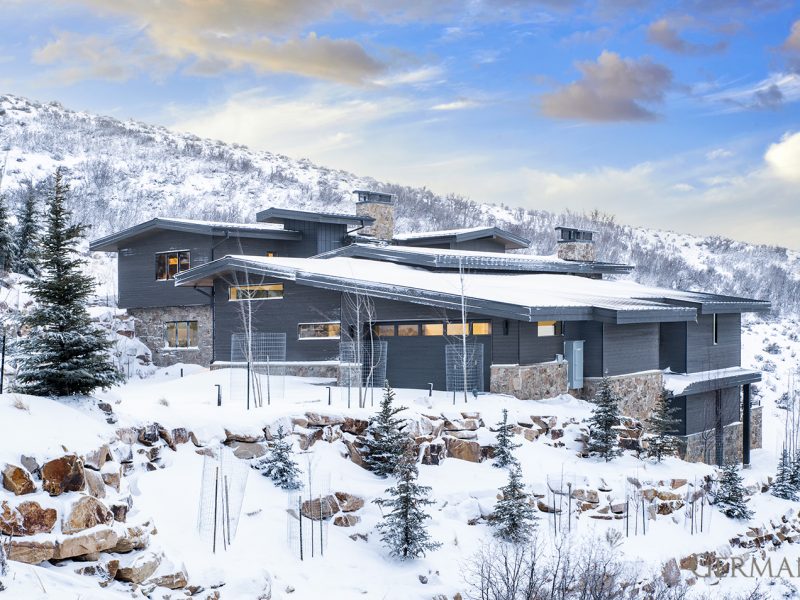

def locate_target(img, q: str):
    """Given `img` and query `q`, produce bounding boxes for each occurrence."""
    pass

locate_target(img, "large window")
[422,323,444,336]
[164,321,198,348]
[229,283,284,301]
[397,323,419,337]
[156,251,190,281]
[372,324,395,337]
[537,320,563,337]
[472,321,492,335]
[298,322,341,340]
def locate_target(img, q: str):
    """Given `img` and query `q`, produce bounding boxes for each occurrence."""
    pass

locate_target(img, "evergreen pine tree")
[13,169,122,396]
[253,425,302,490]
[772,448,797,501]
[360,381,408,477]
[12,182,40,277]
[0,195,14,273]
[493,408,520,468]
[491,463,537,544]
[587,378,622,462]
[646,389,682,462]
[789,448,800,492]
[714,464,754,520]
[374,445,441,560]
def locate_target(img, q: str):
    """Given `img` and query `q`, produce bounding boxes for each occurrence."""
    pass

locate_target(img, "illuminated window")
[229,283,284,301]
[298,322,341,340]
[472,321,492,335]
[446,322,469,336]
[422,323,444,336]
[164,321,198,348]
[266,251,275,257]
[373,324,395,337]
[155,251,190,281]
[397,324,419,336]
[537,320,563,337]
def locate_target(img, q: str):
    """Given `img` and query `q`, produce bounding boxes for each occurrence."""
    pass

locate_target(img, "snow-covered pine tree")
[646,389,682,462]
[714,464,754,520]
[491,463,536,544]
[0,535,6,591]
[772,448,797,501]
[587,378,622,462]
[253,425,302,490]
[790,448,800,492]
[13,169,122,397]
[493,408,520,468]
[12,182,40,277]
[360,381,408,477]
[374,445,441,560]
[0,195,14,273]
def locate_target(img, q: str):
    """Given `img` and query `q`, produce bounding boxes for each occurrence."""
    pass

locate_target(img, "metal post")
[266,354,272,406]
[742,384,751,468]
[326,386,331,406]
[215,384,221,407]
[246,361,251,410]
[180,367,184,378]
[298,496,304,561]
[212,467,219,554]
[319,493,324,556]
[625,499,629,537]
[0,332,6,395]
[567,482,572,532]
[428,383,433,397]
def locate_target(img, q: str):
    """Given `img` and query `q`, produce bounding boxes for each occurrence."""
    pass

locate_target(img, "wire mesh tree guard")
[197,446,250,553]
[445,342,484,395]
[230,332,287,408]
[338,340,388,408]
[286,456,331,560]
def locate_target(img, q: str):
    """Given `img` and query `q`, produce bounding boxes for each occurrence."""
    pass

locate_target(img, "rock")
[2,464,36,495]
[138,424,160,446]
[84,445,113,471]
[341,417,369,436]
[531,416,557,431]
[301,495,340,520]
[333,514,361,527]
[116,427,138,444]
[671,478,688,489]
[523,428,542,442]
[229,441,268,459]
[84,470,106,499]
[305,412,345,427]
[444,437,483,463]
[101,464,122,492]
[295,426,323,451]
[63,496,114,534]
[171,427,191,445]
[110,502,128,522]
[54,528,119,560]
[680,554,698,571]
[224,428,263,443]
[662,558,681,587]
[421,440,446,465]
[550,428,564,440]
[419,574,428,584]
[112,524,151,553]
[149,564,189,589]
[20,455,41,477]
[344,439,366,469]
[447,429,478,440]
[0,500,57,536]
[536,500,561,514]
[656,490,682,502]
[113,445,133,464]
[334,492,365,512]
[41,454,85,496]
[6,539,56,564]
[571,489,599,504]
[642,488,656,502]
[610,503,625,514]
[116,551,162,584]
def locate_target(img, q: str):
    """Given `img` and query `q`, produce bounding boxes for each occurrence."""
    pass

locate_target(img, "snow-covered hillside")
[1,93,798,315]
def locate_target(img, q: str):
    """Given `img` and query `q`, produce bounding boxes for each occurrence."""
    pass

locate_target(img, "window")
[298,322,341,340]
[422,323,444,336]
[712,313,719,345]
[397,324,419,336]
[229,283,284,301]
[156,251,190,281]
[472,321,492,335]
[164,321,198,348]
[446,322,468,336]
[537,320,563,337]
[266,251,276,257]
[372,324,395,337]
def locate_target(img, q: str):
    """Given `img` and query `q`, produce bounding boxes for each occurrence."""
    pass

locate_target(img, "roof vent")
[354,190,395,240]
[555,226,596,262]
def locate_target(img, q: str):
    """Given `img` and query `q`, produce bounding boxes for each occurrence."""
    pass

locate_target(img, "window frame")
[155,250,191,281]
[537,320,564,337]
[228,283,284,301]
[164,320,198,349]
[397,323,420,337]
[372,323,396,337]
[298,321,341,341]
[712,313,719,346]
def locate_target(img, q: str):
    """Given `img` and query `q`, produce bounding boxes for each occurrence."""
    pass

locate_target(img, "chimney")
[555,226,596,262]
[353,190,395,240]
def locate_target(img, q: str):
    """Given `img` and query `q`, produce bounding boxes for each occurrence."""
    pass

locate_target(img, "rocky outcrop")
[116,550,162,584]
[6,539,56,563]
[42,454,85,496]
[2,464,36,495]
[443,437,483,463]
[0,500,57,536]
[54,527,120,560]
[62,496,114,534]
[335,491,365,512]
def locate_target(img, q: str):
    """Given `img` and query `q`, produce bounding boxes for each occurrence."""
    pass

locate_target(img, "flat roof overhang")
[255,207,374,226]
[664,367,762,396]
[394,227,531,250]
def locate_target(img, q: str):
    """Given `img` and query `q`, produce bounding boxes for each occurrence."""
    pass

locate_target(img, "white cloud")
[703,72,800,111]
[431,99,479,111]
[765,131,800,183]
[373,65,445,87]
[706,148,733,160]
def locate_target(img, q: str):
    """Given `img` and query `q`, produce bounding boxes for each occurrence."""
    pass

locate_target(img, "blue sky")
[2,1,800,247]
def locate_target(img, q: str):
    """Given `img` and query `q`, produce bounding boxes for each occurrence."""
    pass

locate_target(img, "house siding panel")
[686,314,741,373]
[684,387,740,435]
[659,321,687,372]
[602,323,659,376]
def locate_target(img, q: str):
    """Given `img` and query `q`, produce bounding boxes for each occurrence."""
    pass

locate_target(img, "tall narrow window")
[229,283,284,301]
[537,320,563,337]
[164,321,198,348]
[298,322,341,340]
[712,313,719,345]
[156,251,191,281]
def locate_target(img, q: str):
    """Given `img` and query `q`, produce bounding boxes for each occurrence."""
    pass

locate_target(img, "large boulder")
[41,455,85,496]
[305,412,345,427]
[420,440,446,465]
[149,562,189,589]
[344,439,366,468]
[333,514,361,527]
[85,470,107,499]
[229,441,268,460]
[101,463,122,492]
[62,496,114,534]
[54,527,119,560]
[2,464,36,495]
[116,551,162,584]
[0,500,57,536]
[224,428,263,443]
[6,539,56,564]
[334,492,365,513]
[341,417,369,436]
[111,524,151,553]
[444,437,483,463]
[83,445,113,471]
[301,495,340,520]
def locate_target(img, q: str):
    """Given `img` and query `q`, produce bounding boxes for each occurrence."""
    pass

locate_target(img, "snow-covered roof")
[393,226,530,249]
[175,254,768,323]
[316,243,633,275]
[663,367,762,396]
[89,217,302,252]
[255,207,374,226]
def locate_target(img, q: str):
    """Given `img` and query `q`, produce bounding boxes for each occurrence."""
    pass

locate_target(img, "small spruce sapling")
[714,464,754,520]
[587,378,622,462]
[0,195,14,273]
[361,381,408,478]
[374,445,441,560]
[771,448,797,501]
[646,389,682,462]
[491,463,536,544]
[253,425,302,490]
[12,182,40,278]
[790,448,800,492]
[493,408,520,468]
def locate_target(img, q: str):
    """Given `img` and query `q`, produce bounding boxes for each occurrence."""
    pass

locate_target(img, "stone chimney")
[555,226,596,262]
[354,190,395,240]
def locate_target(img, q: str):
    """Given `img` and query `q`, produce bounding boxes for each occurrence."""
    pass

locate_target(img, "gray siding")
[602,323,659,376]
[280,219,347,257]
[684,387,740,435]
[569,321,603,377]
[659,322,687,372]
[492,319,519,365]
[686,314,741,373]
[453,239,507,253]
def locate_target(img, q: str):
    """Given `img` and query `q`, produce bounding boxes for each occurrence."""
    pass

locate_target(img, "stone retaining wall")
[681,421,743,465]
[581,370,663,422]
[490,361,569,401]
[751,405,763,450]
[128,305,213,367]
[211,360,341,379]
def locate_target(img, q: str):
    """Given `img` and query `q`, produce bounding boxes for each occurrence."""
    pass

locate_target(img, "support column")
[742,383,751,468]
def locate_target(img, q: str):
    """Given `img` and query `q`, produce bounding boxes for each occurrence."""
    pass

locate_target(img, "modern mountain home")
[90,190,770,466]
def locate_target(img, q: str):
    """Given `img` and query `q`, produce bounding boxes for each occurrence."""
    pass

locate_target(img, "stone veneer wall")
[128,305,213,367]
[211,361,341,379]
[557,241,596,262]
[681,421,743,465]
[751,405,763,450]
[490,361,569,401]
[356,202,394,240]
[581,370,663,422]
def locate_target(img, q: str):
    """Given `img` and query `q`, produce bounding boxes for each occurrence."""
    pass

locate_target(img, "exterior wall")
[751,405,763,450]
[602,323,660,376]
[570,321,603,377]
[582,370,663,422]
[356,202,394,240]
[129,305,213,367]
[278,219,348,257]
[684,387,740,435]
[659,321,687,372]
[681,421,743,465]
[557,241,595,262]
[686,313,741,373]
[452,238,507,253]
[490,361,568,400]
